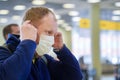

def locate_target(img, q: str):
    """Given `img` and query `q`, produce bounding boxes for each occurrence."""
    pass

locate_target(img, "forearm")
[1,40,36,79]
[54,44,83,80]
[54,45,79,67]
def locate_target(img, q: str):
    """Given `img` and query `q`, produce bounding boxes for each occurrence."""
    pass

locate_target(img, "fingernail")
[26,20,31,22]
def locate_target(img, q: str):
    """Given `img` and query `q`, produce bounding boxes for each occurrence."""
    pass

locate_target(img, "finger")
[54,32,62,38]
[22,20,31,25]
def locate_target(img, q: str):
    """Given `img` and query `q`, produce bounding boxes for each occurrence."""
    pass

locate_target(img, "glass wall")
[71,20,120,65]
[100,30,120,64]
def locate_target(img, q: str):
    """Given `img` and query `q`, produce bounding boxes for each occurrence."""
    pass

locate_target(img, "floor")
[89,75,115,80]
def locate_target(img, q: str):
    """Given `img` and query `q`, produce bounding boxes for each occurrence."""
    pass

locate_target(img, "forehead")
[11,26,19,30]
[41,12,56,24]
[39,13,57,32]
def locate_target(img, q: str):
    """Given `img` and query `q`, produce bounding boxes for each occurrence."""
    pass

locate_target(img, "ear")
[5,35,8,40]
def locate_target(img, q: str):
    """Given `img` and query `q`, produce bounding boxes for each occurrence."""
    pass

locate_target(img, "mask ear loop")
[36,32,40,44]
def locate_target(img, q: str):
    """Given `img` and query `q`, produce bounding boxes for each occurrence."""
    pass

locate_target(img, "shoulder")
[0,46,11,63]
[0,46,10,53]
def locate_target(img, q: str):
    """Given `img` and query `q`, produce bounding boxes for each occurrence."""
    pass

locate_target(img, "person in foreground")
[0,7,83,80]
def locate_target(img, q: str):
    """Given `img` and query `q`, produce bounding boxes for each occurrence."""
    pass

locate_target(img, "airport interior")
[0,0,120,80]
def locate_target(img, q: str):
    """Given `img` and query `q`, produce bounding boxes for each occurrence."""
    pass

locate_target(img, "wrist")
[53,44,64,52]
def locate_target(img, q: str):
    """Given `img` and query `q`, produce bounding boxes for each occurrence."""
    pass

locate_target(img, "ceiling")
[0,0,120,28]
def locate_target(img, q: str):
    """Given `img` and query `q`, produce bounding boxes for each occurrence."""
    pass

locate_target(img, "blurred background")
[0,0,120,80]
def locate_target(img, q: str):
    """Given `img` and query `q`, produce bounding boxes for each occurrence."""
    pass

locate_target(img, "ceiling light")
[72,17,81,22]
[0,0,8,1]
[55,15,61,20]
[87,0,101,3]
[63,4,75,9]
[12,15,21,20]
[0,18,8,23]
[68,11,79,16]
[14,5,26,10]
[115,2,120,7]
[112,16,120,21]
[65,26,72,31]
[113,10,120,15]
[0,10,9,15]
[32,0,46,5]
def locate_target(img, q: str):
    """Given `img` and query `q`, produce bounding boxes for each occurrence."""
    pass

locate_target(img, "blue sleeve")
[0,40,36,80]
[45,45,83,80]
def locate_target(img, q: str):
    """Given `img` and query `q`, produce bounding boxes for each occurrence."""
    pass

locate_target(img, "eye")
[47,31,54,36]
[44,30,54,36]
[48,31,52,34]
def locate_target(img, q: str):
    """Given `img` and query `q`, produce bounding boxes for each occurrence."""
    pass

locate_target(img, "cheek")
[37,25,47,34]
[54,27,58,33]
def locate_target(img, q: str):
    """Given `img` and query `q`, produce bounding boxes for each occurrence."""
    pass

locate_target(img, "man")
[0,7,83,80]
[2,24,20,40]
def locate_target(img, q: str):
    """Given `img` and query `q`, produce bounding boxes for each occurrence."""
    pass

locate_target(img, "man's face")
[11,26,20,35]
[36,12,58,43]
[5,26,20,40]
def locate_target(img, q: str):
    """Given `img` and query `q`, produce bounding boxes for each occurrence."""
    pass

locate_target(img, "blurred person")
[2,24,20,40]
[79,56,88,80]
[114,64,120,80]
[0,7,83,80]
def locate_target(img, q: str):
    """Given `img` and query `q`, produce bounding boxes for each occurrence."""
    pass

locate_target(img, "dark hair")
[3,24,18,40]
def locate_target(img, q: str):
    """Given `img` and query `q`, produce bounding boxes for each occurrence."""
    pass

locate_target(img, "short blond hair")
[23,7,54,26]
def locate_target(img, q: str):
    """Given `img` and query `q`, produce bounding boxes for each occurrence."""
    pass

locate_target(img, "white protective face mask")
[36,34,56,57]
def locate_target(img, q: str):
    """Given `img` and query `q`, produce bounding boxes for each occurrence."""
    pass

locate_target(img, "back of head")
[23,7,54,26]
[3,24,18,40]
